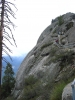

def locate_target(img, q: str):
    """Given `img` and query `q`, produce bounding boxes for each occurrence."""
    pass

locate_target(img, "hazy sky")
[7,0,75,56]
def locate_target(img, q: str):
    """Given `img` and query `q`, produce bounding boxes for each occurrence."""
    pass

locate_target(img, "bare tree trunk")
[0,30,2,99]
[0,0,16,99]
[0,0,5,99]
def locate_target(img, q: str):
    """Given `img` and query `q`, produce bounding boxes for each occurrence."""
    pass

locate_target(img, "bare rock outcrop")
[12,12,75,100]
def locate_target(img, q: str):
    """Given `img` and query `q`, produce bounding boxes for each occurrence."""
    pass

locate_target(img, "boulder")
[62,83,73,100]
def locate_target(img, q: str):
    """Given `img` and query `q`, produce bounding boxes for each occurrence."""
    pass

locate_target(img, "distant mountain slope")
[2,54,26,76]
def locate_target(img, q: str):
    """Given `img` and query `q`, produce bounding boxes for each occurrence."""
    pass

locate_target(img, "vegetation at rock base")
[18,74,75,100]
[1,63,15,99]
[3,96,14,100]
[4,72,75,100]
[50,81,66,100]
[18,75,54,100]
[18,75,43,100]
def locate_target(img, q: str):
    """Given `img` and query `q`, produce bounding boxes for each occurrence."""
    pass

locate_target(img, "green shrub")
[19,75,43,100]
[51,50,75,68]
[24,75,38,86]
[20,75,54,100]
[24,82,42,100]
[50,81,66,100]
[66,22,74,30]
[4,96,14,100]
[58,15,64,26]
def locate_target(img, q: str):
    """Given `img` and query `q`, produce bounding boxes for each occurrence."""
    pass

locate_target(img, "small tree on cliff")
[0,0,17,99]
[1,63,15,99]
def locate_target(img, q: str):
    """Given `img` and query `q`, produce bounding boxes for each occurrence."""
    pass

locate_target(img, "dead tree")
[0,0,17,99]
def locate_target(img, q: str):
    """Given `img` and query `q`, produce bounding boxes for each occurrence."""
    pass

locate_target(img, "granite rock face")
[62,83,73,100]
[13,12,75,99]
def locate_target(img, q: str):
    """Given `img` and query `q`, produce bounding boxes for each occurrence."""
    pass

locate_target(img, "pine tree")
[1,63,15,99]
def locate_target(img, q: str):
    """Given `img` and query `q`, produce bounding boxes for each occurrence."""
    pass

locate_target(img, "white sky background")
[7,0,75,56]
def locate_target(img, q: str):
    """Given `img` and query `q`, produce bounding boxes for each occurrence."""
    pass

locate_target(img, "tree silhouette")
[1,63,15,99]
[0,0,17,99]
